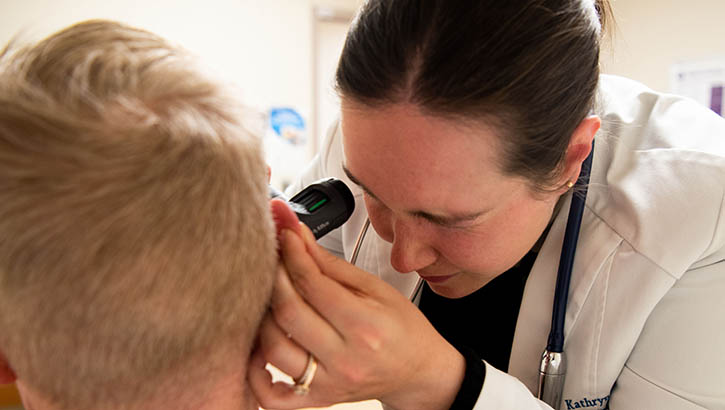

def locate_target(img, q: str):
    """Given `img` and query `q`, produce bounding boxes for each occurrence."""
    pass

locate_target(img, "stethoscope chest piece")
[538,349,567,409]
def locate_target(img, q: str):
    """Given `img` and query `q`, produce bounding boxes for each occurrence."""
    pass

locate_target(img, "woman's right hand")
[248,204,466,410]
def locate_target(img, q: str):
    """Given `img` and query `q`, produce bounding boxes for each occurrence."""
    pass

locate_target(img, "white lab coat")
[285,75,725,410]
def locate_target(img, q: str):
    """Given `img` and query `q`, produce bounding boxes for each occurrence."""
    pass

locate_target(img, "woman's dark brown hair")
[336,0,612,190]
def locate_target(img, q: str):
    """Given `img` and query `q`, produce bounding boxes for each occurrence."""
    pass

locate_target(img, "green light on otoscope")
[308,198,327,212]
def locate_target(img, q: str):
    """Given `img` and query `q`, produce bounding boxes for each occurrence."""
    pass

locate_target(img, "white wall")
[601,0,725,93]
[313,14,354,151]
[0,0,359,113]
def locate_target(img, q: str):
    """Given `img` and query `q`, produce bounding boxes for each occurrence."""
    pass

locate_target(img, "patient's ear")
[0,350,17,384]
[270,198,303,237]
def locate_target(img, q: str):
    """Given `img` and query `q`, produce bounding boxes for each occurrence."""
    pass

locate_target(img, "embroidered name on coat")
[564,395,610,409]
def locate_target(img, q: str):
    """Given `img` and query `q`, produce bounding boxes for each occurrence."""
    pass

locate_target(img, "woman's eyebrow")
[342,165,380,200]
[412,209,485,226]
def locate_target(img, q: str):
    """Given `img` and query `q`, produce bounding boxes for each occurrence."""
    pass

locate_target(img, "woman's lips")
[417,273,456,283]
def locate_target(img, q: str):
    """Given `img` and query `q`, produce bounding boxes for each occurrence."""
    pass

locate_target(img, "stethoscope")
[347,142,594,410]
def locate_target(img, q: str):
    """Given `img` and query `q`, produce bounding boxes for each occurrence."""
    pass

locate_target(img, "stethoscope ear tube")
[538,141,595,409]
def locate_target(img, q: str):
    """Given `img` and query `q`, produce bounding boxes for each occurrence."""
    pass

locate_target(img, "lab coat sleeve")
[470,362,554,410]
[283,119,346,259]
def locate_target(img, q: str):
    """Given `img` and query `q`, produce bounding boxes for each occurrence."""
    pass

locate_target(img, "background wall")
[0,0,362,189]
[0,0,360,117]
[600,0,725,93]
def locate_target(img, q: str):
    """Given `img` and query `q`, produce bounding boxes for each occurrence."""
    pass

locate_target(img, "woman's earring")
[566,181,575,189]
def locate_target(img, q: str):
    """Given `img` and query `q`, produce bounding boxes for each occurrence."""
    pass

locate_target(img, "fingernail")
[280,229,297,248]
[280,228,292,242]
[298,223,316,244]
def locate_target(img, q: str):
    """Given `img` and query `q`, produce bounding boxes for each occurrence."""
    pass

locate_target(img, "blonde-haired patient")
[0,20,277,410]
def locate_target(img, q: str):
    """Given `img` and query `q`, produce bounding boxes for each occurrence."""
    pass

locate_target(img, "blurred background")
[0,0,723,409]
[0,0,367,193]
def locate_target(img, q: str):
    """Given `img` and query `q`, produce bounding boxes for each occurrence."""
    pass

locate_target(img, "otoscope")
[269,178,355,239]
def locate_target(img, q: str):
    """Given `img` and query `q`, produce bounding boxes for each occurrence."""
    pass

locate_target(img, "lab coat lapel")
[508,193,570,393]
[508,193,623,396]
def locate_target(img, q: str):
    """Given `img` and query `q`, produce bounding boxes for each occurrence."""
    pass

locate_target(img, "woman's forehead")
[341,103,500,170]
[340,103,517,212]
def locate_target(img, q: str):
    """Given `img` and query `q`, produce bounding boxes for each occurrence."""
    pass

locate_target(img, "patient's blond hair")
[0,20,276,409]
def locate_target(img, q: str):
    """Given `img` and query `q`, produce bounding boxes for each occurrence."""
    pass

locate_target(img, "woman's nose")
[388,219,437,274]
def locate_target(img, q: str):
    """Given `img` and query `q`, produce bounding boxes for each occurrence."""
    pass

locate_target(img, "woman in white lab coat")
[248,0,725,409]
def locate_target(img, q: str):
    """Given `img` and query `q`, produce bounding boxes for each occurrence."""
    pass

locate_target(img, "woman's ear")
[0,350,17,384]
[558,115,600,191]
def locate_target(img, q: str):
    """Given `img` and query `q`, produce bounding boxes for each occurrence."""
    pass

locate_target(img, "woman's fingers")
[302,223,397,297]
[254,227,466,409]
[249,293,334,409]
[269,262,344,361]
[279,229,373,329]
[248,318,302,409]
[281,227,401,328]
[248,349,315,410]
[256,312,309,380]
[249,310,342,410]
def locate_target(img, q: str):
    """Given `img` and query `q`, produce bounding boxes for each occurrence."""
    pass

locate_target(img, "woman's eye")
[433,220,461,229]
[363,191,386,209]
[362,190,375,202]
[430,217,478,231]
[417,214,456,229]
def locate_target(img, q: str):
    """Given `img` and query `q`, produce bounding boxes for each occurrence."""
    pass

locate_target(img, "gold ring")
[293,353,318,395]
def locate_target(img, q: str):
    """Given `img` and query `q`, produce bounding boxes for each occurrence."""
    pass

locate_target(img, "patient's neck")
[16,367,257,410]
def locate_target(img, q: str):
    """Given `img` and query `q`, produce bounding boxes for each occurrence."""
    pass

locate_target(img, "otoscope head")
[270,178,355,239]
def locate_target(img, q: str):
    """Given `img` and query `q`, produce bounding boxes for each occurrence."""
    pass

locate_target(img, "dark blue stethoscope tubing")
[546,141,595,354]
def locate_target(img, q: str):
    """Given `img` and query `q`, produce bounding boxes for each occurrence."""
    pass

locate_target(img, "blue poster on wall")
[265,106,309,190]
[268,107,306,145]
